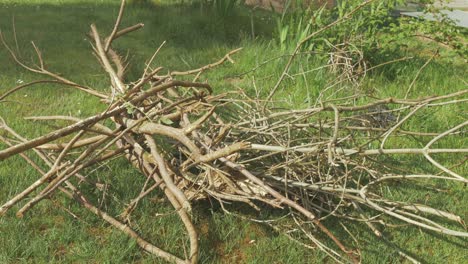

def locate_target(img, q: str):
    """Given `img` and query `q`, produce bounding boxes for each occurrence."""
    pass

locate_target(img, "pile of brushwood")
[0,1,466,263]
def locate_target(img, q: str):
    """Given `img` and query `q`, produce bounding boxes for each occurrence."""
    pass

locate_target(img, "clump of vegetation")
[275,0,467,80]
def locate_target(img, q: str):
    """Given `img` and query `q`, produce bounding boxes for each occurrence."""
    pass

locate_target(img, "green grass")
[1,1,467,263]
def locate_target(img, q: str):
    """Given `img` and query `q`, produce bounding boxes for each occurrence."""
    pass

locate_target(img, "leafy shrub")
[275,0,467,61]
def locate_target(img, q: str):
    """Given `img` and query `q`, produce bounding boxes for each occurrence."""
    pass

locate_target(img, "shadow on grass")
[0,1,274,76]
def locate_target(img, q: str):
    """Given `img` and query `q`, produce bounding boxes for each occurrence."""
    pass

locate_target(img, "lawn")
[0,0,466,263]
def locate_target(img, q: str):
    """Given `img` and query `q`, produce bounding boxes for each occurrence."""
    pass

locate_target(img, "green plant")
[384,7,468,58]
[276,2,325,52]
[212,0,239,17]
[275,0,467,61]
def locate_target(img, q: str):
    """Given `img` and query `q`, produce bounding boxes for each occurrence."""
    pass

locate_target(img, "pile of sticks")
[1,1,466,263]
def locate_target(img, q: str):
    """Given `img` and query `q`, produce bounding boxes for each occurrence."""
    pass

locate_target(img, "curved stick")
[144,135,191,211]
[105,0,126,52]
[63,184,187,264]
[119,136,199,263]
